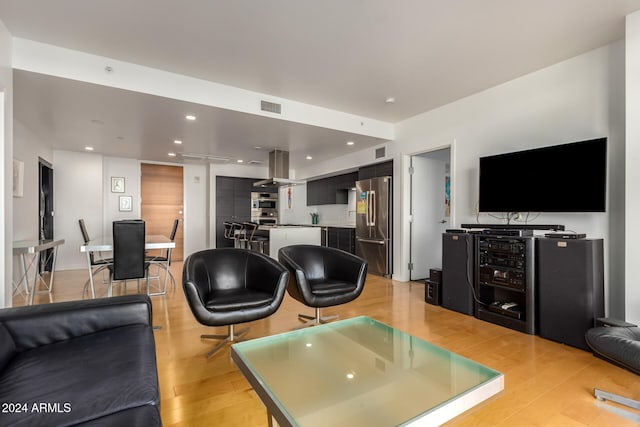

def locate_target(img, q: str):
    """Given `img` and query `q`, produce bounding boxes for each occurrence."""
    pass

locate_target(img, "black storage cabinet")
[441,232,474,315]
[536,238,604,350]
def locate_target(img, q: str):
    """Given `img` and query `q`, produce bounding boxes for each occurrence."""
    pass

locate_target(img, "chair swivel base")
[296,307,338,328]
[201,324,249,358]
[595,388,640,410]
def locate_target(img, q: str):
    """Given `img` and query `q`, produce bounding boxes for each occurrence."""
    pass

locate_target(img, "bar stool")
[242,222,269,254]
[232,222,246,248]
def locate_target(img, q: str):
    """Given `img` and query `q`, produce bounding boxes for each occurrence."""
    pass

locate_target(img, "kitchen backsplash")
[279,184,356,225]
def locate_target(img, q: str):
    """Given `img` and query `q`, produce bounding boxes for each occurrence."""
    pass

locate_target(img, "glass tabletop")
[231,316,503,427]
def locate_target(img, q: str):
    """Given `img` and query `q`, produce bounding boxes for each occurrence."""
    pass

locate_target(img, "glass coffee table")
[231,316,503,426]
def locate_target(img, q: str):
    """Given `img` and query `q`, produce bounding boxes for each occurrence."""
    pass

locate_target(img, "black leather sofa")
[0,295,161,426]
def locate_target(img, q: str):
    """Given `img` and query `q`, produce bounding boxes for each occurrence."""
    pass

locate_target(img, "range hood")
[254,150,305,187]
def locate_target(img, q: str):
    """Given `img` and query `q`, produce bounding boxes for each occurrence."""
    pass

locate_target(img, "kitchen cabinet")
[358,160,393,180]
[216,176,262,248]
[322,227,356,254]
[306,172,356,205]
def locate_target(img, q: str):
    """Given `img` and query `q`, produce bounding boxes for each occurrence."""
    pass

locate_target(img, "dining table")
[80,234,175,298]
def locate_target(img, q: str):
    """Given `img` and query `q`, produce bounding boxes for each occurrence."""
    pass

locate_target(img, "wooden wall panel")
[141,163,184,261]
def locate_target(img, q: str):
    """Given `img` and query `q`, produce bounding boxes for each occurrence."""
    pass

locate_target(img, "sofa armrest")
[0,295,152,352]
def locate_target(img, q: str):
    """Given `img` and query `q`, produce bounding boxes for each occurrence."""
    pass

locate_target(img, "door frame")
[38,158,54,272]
[407,144,455,281]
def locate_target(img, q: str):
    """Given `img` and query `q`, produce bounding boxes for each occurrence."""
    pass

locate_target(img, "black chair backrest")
[243,222,258,240]
[170,219,180,241]
[78,219,90,244]
[79,219,97,265]
[112,220,146,280]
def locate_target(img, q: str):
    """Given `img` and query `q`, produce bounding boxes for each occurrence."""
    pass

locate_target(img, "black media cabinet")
[440,229,605,347]
[475,235,536,334]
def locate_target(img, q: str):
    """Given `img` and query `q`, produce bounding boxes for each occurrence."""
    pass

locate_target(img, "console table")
[12,238,65,305]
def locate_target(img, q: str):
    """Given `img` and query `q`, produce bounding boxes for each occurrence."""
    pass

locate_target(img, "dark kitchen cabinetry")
[321,227,356,254]
[216,176,261,248]
[358,160,393,180]
[307,172,357,206]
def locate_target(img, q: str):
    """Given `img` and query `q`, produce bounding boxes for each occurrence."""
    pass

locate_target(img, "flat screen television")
[478,137,607,212]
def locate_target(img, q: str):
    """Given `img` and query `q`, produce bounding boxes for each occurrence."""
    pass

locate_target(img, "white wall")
[53,151,208,270]
[11,121,54,286]
[395,43,626,318]
[13,121,54,241]
[626,11,640,324]
[103,157,140,235]
[53,150,103,270]
[0,20,12,307]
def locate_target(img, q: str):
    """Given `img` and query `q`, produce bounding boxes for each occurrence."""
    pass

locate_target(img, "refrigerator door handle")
[365,191,371,226]
[369,190,376,227]
[356,237,385,245]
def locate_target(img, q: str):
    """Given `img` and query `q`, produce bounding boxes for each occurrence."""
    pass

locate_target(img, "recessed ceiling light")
[347,141,355,146]
[174,140,182,145]
[85,146,94,151]
[237,159,244,163]
[306,155,313,160]
[185,115,196,121]
[168,152,176,157]
[385,97,395,104]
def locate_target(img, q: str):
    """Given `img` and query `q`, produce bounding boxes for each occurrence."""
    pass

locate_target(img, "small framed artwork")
[111,176,125,193]
[119,195,132,212]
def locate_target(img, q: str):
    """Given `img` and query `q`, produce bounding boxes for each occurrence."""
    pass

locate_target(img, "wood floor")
[15,264,640,426]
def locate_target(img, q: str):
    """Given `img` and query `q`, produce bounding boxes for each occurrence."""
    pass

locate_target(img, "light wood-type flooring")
[14,263,640,426]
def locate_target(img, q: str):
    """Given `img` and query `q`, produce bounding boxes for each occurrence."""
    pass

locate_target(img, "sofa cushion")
[0,322,16,373]
[0,324,159,427]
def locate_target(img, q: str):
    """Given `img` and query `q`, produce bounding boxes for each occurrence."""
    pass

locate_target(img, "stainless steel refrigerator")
[356,176,392,277]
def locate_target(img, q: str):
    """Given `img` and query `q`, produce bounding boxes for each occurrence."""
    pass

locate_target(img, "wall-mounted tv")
[478,138,607,213]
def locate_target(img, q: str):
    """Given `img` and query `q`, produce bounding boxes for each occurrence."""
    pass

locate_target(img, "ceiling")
[3,0,640,168]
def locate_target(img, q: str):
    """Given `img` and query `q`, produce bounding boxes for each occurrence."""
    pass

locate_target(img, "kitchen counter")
[274,223,356,229]
[258,225,322,259]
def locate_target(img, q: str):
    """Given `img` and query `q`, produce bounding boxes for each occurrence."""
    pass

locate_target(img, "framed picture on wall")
[111,176,125,193]
[119,195,132,212]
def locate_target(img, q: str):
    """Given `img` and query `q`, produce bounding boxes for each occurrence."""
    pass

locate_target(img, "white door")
[410,149,451,280]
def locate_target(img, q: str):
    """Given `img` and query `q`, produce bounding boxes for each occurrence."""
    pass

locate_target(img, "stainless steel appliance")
[251,192,278,225]
[356,176,392,277]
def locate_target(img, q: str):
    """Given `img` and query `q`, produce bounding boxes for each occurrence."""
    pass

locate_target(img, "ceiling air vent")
[261,100,282,114]
[375,146,386,159]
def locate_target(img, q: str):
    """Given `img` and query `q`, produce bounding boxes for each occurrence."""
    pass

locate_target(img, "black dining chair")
[146,218,179,294]
[79,219,113,298]
[108,220,150,297]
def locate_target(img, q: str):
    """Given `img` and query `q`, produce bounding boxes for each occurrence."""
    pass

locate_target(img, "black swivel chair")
[108,220,150,297]
[278,245,368,327]
[182,248,289,357]
[585,320,640,412]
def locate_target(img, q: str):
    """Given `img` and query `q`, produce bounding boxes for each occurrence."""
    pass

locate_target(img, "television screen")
[478,138,607,212]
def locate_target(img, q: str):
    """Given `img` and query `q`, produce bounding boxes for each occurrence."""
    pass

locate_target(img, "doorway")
[38,159,54,272]
[409,147,451,281]
[141,163,184,261]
